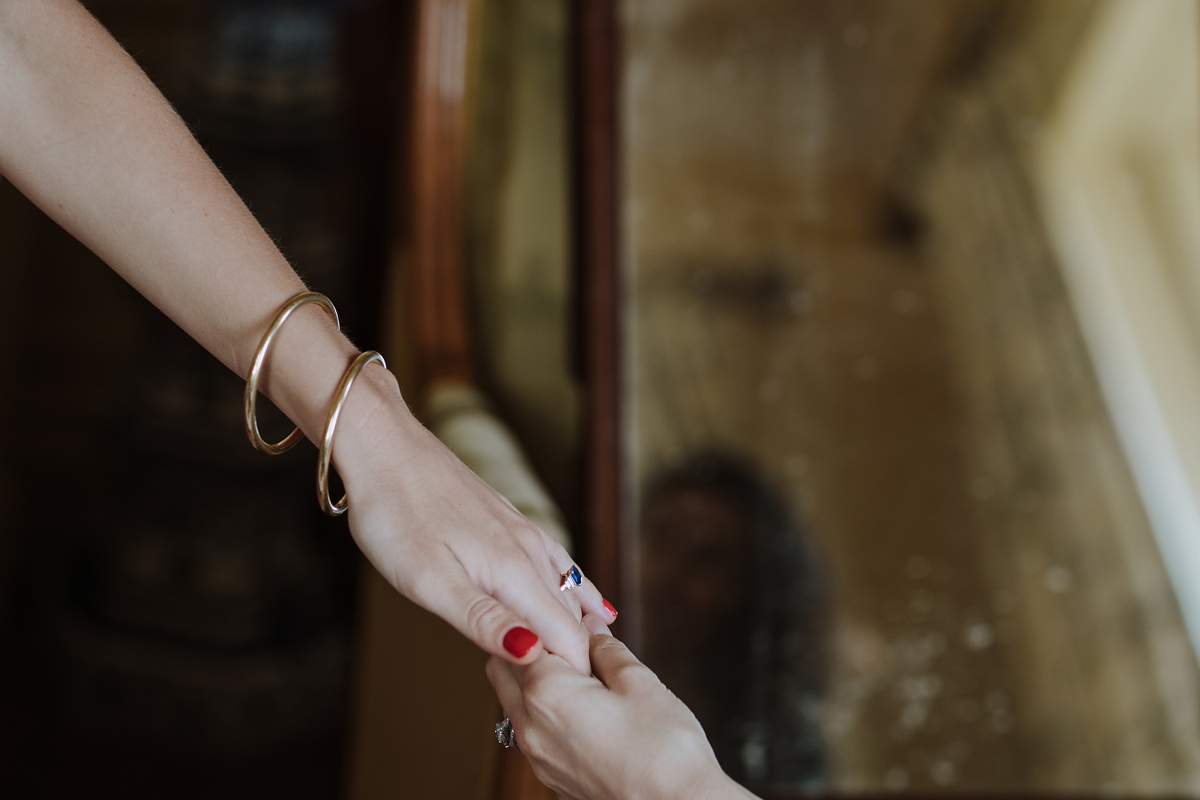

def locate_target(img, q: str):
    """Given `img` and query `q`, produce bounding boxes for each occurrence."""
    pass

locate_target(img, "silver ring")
[559,565,582,592]
[495,717,519,751]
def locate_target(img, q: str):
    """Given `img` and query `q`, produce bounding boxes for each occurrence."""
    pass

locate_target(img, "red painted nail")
[602,599,618,619]
[503,626,539,659]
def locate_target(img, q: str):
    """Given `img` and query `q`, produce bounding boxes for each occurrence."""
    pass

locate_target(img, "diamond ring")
[495,717,519,750]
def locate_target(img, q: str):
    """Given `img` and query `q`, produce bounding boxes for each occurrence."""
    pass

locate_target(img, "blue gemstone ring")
[559,565,583,592]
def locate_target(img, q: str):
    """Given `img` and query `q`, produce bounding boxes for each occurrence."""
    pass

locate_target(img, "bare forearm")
[0,0,376,444]
[0,0,604,678]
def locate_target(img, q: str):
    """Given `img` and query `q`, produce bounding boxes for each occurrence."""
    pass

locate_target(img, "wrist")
[247,299,428,486]
[325,361,430,491]
[248,299,360,442]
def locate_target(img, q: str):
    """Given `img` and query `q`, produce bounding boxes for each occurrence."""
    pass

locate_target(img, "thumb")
[588,633,656,694]
[583,613,611,636]
[422,570,544,664]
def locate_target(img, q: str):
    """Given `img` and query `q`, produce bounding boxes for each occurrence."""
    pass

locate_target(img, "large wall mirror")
[614,0,1200,794]
[460,0,1200,796]
[468,0,1200,795]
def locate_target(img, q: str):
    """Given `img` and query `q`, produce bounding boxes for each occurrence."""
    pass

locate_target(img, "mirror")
[622,0,1200,793]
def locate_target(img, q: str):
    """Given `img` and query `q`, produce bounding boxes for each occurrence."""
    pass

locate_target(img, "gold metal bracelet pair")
[243,291,387,517]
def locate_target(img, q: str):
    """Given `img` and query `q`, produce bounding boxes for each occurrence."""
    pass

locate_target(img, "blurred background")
[3,0,1200,798]
[0,0,403,796]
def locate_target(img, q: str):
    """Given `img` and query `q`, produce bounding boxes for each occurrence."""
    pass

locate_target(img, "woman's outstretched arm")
[0,0,613,672]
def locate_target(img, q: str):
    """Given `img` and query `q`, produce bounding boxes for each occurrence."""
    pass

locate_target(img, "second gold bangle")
[318,350,387,516]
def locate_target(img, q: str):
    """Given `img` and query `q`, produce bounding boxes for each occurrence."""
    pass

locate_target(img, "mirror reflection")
[624,0,1200,793]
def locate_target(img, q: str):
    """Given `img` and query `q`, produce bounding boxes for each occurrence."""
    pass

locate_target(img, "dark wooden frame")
[412,0,473,389]
[572,0,624,624]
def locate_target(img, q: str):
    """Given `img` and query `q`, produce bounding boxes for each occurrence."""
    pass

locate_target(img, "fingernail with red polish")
[602,598,618,619]
[503,626,539,659]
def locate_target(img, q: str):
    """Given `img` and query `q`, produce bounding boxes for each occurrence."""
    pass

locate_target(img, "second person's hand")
[487,615,759,800]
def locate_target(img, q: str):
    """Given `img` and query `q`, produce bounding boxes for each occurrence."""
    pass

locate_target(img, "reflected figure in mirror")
[641,454,830,792]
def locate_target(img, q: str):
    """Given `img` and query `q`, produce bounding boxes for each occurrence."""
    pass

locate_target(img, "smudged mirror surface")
[623,0,1200,793]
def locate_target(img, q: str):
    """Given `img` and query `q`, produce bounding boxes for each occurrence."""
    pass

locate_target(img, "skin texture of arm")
[487,616,761,800]
[0,0,613,672]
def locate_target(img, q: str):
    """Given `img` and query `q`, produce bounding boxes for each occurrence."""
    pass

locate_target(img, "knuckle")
[592,636,627,660]
[522,669,569,710]
[513,520,547,554]
[522,679,559,721]
[464,593,509,639]
[564,618,589,650]
[521,668,551,699]
[611,662,644,686]
[543,532,567,557]
[516,725,546,760]
[406,562,442,599]
[491,538,534,575]
[537,530,562,559]
[403,545,461,597]
[388,546,436,594]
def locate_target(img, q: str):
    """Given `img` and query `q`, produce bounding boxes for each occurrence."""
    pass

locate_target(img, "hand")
[336,370,614,673]
[0,0,613,674]
[487,615,758,800]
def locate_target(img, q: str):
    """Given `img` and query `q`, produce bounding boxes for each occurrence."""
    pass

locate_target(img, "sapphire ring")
[559,565,583,592]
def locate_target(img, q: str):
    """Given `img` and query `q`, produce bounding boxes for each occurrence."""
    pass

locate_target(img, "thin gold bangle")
[244,291,341,455]
[318,350,387,516]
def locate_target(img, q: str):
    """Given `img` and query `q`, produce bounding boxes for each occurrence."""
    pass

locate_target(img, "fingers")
[583,613,611,636]
[425,510,591,672]
[420,563,545,665]
[539,531,617,624]
[577,575,617,622]
[488,651,586,755]
[477,545,589,673]
[474,495,612,666]
[589,633,657,695]
[488,654,593,800]
[485,503,586,626]
[486,656,524,720]
[418,515,590,672]
[492,569,591,673]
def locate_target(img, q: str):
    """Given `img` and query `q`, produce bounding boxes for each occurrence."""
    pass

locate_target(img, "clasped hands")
[487,615,757,800]
[338,387,750,800]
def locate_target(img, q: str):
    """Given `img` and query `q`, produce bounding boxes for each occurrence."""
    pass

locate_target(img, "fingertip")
[502,626,541,661]
[602,597,618,620]
[574,576,611,618]
[583,613,612,637]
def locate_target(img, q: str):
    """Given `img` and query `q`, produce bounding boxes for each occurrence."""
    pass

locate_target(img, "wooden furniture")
[573,0,625,626]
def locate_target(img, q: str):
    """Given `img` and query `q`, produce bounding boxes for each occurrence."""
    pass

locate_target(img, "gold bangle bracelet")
[244,291,341,455]
[318,350,387,516]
